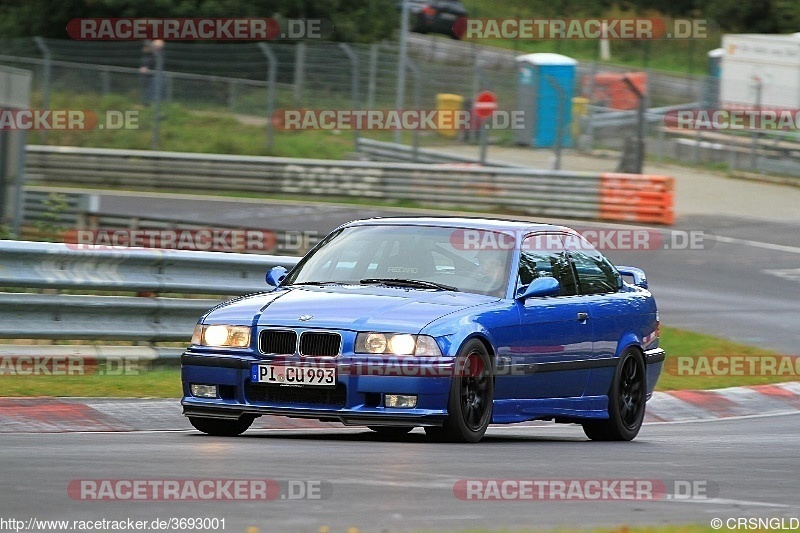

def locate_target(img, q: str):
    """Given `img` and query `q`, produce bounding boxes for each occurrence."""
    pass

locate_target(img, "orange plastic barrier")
[599,172,675,225]
[586,72,647,110]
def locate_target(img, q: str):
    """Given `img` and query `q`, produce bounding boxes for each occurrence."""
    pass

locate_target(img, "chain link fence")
[1,35,797,177]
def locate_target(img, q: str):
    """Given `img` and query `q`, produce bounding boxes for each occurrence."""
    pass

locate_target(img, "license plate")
[251,364,336,387]
[440,12,457,20]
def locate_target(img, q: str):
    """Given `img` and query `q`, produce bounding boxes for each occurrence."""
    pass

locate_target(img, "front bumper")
[181,351,452,427]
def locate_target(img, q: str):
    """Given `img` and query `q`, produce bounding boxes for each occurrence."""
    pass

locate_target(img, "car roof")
[343,216,571,233]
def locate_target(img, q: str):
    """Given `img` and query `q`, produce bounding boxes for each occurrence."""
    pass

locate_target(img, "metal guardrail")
[0,240,300,343]
[589,102,699,129]
[19,189,320,256]
[22,189,95,228]
[0,292,217,341]
[355,138,515,166]
[0,344,184,364]
[25,145,674,223]
[0,239,299,294]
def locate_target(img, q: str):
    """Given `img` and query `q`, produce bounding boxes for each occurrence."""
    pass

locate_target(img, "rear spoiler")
[616,266,648,289]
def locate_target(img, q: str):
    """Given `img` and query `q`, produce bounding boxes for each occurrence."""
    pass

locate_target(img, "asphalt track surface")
[1,414,798,532]
[7,189,799,532]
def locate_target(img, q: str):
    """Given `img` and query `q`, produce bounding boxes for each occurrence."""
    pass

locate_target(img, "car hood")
[205,285,497,333]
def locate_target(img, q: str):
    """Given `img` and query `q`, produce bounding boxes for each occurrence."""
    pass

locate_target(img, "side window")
[518,234,578,296]
[562,234,620,295]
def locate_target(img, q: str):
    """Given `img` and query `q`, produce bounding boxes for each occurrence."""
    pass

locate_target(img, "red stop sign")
[473,91,497,120]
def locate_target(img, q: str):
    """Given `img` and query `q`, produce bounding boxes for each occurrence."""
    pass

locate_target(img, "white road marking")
[713,236,800,255]
[763,268,800,283]
[671,497,790,508]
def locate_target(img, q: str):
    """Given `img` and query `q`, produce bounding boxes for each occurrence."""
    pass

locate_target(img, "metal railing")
[0,240,300,343]
[0,36,717,160]
[25,145,674,223]
[19,188,321,255]
[355,138,514,166]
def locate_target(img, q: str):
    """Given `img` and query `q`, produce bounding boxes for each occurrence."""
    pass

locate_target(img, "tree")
[0,0,398,43]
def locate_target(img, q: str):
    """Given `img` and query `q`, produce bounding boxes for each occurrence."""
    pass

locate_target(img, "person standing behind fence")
[139,39,165,104]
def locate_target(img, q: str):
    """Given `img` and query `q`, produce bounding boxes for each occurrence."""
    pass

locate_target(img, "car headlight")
[354,333,442,356]
[191,324,251,348]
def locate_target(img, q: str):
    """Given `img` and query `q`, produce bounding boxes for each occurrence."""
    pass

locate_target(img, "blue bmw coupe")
[182,217,664,442]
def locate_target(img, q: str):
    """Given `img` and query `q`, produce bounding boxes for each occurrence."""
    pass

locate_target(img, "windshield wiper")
[360,278,459,292]
[289,281,352,286]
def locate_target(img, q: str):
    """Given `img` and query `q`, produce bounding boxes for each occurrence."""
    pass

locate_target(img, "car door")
[510,233,592,400]
[562,233,651,395]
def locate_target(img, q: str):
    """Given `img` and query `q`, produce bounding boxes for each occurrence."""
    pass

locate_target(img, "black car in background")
[398,0,468,39]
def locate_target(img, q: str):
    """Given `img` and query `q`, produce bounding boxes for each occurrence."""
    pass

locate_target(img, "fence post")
[583,62,597,151]
[395,0,411,144]
[293,43,306,107]
[617,75,645,174]
[472,53,489,162]
[367,44,378,110]
[152,41,165,150]
[338,43,360,149]
[100,67,111,96]
[33,37,51,144]
[12,130,26,237]
[406,59,421,162]
[751,77,762,171]
[227,80,237,112]
[471,50,482,100]
[694,125,701,164]
[257,43,277,152]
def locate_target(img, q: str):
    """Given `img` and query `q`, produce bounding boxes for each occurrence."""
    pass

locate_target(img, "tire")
[189,416,254,436]
[367,426,414,437]
[582,349,646,441]
[428,339,494,443]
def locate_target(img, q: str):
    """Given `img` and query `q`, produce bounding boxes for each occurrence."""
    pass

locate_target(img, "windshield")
[282,225,514,298]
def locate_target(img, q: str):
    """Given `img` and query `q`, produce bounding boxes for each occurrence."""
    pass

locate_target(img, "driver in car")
[475,252,508,295]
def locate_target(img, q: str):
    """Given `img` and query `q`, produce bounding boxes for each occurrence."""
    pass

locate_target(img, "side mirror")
[616,266,647,289]
[266,265,288,287]
[515,277,560,300]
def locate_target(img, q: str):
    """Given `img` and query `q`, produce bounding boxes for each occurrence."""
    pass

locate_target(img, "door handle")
[577,312,589,321]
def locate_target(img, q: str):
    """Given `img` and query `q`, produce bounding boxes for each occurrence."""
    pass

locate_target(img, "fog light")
[385,394,417,408]
[191,384,218,398]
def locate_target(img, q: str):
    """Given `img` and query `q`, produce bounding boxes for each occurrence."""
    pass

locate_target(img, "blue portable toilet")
[703,48,724,108]
[515,53,577,148]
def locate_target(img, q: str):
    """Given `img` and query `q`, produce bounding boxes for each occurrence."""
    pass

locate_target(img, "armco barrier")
[25,145,675,225]
[355,138,513,166]
[0,240,300,343]
[19,189,321,256]
[0,239,298,294]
